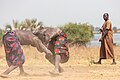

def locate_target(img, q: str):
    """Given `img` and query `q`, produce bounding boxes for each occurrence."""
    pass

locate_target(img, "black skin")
[99,13,109,42]
[94,13,116,65]
[99,13,109,41]
[99,29,109,42]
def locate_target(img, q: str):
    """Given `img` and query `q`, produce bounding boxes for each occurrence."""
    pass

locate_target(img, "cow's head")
[33,26,62,46]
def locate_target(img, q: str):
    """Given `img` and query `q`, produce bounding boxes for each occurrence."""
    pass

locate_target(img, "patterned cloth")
[54,31,69,61]
[2,31,25,67]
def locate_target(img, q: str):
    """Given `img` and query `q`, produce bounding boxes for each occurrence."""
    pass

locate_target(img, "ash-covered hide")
[33,27,62,53]
[13,30,53,55]
[15,30,36,46]
[33,27,62,46]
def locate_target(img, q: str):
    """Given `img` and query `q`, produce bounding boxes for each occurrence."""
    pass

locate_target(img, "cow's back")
[15,30,36,46]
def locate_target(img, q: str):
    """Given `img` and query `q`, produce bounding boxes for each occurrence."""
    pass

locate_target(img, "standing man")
[0,28,27,78]
[94,13,116,64]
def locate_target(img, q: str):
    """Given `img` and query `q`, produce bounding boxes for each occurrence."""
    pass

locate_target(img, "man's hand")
[99,28,103,33]
[99,38,102,42]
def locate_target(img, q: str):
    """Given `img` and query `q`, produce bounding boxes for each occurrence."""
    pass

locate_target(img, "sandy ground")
[0,46,120,80]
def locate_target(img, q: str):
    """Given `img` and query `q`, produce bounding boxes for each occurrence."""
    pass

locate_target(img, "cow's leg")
[45,54,55,65]
[32,37,53,55]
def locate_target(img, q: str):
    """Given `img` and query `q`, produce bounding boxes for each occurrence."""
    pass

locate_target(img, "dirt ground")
[0,46,120,80]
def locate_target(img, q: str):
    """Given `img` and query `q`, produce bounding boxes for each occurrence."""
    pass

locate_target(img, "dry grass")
[68,46,120,65]
[0,45,120,80]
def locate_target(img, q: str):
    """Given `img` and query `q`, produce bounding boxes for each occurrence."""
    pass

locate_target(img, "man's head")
[5,26,12,33]
[103,13,109,21]
[6,27,12,31]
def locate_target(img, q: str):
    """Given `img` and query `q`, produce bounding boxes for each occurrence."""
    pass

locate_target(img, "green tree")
[0,28,2,40]
[113,26,117,30]
[0,28,4,46]
[113,26,117,33]
[60,23,94,46]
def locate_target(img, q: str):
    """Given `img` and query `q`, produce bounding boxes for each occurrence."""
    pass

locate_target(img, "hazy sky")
[0,0,120,29]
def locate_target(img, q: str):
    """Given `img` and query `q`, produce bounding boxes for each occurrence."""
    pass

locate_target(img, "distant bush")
[60,23,94,46]
[0,29,4,46]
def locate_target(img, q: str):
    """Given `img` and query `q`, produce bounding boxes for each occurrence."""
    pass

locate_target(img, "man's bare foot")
[19,72,29,76]
[0,74,9,78]
[111,62,117,65]
[49,69,60,75]
[93,61,101,64]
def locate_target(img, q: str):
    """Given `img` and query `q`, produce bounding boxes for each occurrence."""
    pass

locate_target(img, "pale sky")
[0,0,120,29]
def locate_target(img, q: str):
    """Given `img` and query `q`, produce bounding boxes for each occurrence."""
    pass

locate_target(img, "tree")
[0,28,4,46]
[113,26,117,30]
[13,19,43,31]
[113,26,117,33]
[5,24,12,30]
[95,27,100,31]
[60,23,94,46]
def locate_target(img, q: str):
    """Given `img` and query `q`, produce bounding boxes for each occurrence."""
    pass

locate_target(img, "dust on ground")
[0,46,120,80]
